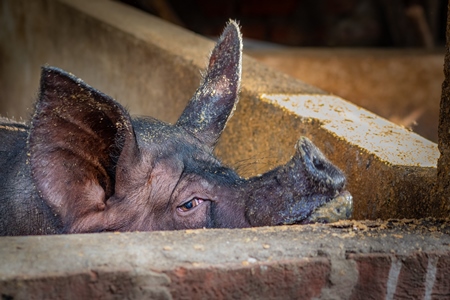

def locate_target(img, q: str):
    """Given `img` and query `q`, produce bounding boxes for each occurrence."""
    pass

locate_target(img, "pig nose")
[296,137,346,192]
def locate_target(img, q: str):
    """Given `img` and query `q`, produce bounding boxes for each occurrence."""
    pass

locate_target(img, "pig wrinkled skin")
[0,21,352,236]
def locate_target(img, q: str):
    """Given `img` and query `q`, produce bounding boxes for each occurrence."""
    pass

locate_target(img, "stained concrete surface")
[2,219,447,272]
[261,94,439,221]
[248,48,444,143]
[1,220,449,299]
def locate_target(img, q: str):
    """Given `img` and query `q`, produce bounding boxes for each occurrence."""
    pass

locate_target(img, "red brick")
[164,258,331,299]
[432,253,450,299]
[348,253,392,300]
[347,252,450,299]
[0,270,170,300]
[393,252,428,299]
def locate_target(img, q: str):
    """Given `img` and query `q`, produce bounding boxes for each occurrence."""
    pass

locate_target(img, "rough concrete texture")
[0,0,320,122]
[0,1,443,219]
[1,220,449,299]
[434,1,450,218]
[248,48,444,143]
[258,94,439,221]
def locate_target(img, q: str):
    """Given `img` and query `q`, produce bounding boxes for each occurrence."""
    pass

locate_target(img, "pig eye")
[177,198,204,212]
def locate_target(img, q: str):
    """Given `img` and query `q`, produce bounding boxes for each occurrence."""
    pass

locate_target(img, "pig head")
[0,21,352,235]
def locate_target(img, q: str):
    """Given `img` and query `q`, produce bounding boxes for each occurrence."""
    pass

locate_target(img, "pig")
[0,21,352,236]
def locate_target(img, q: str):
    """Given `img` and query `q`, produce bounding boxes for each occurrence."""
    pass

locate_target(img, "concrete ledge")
[248,48,444,143]
[260,93,438,220]
[1,221,449,299]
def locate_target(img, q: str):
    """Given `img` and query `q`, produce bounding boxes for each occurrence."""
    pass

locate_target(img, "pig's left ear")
[29,67,139,233]
[176,20,242,148]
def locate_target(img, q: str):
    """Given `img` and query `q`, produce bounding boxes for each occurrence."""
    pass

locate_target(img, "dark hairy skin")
[0,21,352,236]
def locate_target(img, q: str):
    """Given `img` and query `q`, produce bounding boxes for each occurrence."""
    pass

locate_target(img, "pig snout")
[296,136,346,194]
[294,137,353,224]
[304,190,353,224]
[244,136,352,227]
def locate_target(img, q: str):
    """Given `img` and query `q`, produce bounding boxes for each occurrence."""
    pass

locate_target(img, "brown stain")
[329,218,450,236]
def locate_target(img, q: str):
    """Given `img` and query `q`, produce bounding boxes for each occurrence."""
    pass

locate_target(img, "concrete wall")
[1,220,449,299]
[248,48,444,143]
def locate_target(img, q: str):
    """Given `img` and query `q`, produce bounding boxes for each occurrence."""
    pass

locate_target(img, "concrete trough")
[0,0,449,298]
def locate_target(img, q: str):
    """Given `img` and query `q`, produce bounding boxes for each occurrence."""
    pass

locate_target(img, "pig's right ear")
[29,67,139,233]
[176,20,242,148]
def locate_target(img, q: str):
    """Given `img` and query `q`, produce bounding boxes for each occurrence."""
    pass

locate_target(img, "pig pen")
[0,0,449,299]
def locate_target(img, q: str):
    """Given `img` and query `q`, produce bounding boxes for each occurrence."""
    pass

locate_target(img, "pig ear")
[176,20,242,148]
[29,67,139,232]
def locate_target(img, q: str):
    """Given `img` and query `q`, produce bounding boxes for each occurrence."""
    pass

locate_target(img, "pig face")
[28,21,352,233]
